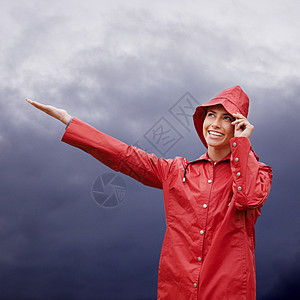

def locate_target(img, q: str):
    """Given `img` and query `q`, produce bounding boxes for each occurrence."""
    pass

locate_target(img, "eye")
[207,112,215,118]
[224,116,234,122]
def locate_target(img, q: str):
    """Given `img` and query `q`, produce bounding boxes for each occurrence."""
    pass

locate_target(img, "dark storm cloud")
[260,250,300,300]
[0,119,165,299]
[248,85,300,299]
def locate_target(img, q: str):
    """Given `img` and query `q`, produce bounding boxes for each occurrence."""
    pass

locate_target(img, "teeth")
[209,131,223,136]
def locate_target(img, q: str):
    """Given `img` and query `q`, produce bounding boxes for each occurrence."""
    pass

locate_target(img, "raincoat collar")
[193,152,231,163]
[183,152,231,183]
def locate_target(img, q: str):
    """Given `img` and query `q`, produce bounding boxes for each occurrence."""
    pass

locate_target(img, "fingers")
[26,98,48,112]
[232,113,248,126]
[26,98,55,118]
[26,99,57,115]
[232,113,245,118]
[26,98,39,105]
[234,120,247,130]
[231,113,245,123]
[26,98,72,124]
[231,112,254,138]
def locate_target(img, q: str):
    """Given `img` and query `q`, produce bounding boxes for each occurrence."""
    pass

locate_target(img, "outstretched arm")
[61,118,173,189]
[26,99,72,125]
[26,98,173,188]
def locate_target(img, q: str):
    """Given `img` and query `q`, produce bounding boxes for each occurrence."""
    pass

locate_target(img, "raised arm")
[61,118,174,189]
[230,137,272,211]
[229,113,272,210]
[26,99,72,125]
[26,99,174,189]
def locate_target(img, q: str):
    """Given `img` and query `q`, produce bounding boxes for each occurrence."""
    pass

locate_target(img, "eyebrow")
[207,110,232,116]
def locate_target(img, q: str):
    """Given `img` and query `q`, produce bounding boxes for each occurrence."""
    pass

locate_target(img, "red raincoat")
[61,86,272,299]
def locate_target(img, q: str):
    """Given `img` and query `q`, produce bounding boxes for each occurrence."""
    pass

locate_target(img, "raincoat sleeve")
[61,118,173,189]
[230,137,273,210]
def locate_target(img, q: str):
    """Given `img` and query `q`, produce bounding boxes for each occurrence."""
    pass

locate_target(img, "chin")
[206,138,224,147]
[206,139,230,149]
[208,143,224,149]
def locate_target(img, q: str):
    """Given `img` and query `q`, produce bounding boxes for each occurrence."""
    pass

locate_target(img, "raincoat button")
[194,283,197,288]
[238,186,242,191]
[233,142,237,147]
[198,257,202,262]
[237,172,241,177]
[203,204,207,208]
[200,230,204,235]
[208,179,212,183]
[235,158,239,162]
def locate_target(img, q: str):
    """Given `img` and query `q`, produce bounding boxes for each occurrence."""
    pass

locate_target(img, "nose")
[211,117,221,128]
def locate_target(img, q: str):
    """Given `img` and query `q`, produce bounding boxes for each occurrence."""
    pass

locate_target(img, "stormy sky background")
[1,0,299,299]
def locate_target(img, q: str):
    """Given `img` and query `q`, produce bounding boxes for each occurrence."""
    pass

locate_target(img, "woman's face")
[203,105,235,150]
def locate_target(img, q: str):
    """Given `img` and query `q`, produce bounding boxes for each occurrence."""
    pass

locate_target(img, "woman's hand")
[231,113,254,138]
[26,99,72,125]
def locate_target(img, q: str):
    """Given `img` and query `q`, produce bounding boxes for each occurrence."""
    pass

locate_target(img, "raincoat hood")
[193,85,249,148]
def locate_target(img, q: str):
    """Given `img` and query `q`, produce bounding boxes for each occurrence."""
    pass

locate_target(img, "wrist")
[65,117,73,129]
[60,114,71,125]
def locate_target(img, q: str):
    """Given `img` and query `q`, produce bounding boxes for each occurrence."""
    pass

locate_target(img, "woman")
[26,85,272,299]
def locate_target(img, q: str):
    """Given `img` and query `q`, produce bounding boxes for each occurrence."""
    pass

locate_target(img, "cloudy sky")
[1,0,299,299]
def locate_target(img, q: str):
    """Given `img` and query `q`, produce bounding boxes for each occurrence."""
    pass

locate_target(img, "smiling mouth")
[208,130,224,137]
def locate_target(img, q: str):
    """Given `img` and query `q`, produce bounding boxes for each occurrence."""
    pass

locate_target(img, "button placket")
[196,159,212,284]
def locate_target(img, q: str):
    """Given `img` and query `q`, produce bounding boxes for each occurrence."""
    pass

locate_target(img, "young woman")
[26,85,272,300]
